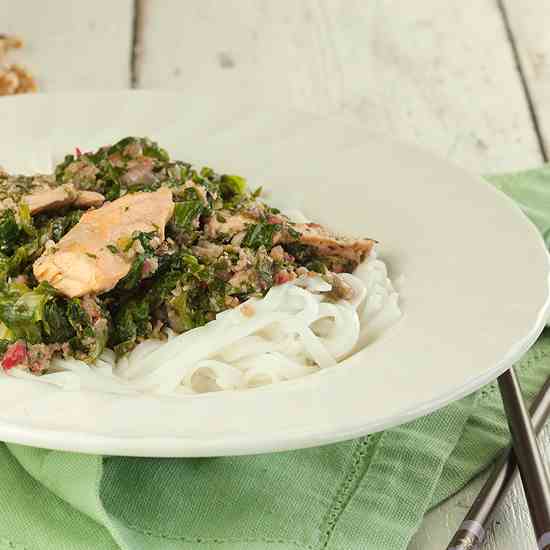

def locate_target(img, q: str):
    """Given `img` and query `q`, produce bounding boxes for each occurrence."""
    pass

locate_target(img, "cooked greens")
[0,137,374,373]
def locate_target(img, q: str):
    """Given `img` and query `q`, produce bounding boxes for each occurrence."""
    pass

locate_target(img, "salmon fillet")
[33,187,174,297]
[291,223,375,263]
[23,183,105,215]
[205,210,374,265]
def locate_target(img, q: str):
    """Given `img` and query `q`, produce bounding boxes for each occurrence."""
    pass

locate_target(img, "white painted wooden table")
[2,1,550,548]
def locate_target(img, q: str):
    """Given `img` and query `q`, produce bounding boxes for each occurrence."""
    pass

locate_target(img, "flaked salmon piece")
[120,158,156,187]
[74,191,105,209]
[277,223,375,264]
[23,183,105,215]
[206,210,374,264]
[33,187,174,297]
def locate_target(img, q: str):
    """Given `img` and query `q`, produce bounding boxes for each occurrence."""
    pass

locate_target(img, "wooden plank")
[500,0,550,160]
[135,0,542,172]
[1,0,134,90]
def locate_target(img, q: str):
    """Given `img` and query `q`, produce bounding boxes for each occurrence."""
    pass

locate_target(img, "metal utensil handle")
[499,368,550,550]
[447,375,550,550]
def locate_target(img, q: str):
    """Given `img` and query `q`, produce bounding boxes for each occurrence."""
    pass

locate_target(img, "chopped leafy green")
[106,244,119,254]
[0,320,12,340]
[66,299,93,339]
[103,164,123,200]
[54,154,76,182]
[255,248,274,288]
[42,299,75,343]
[173,201,203,230]
[178,163,191,182]
[113,231,159,291]
[0,209,21,255]
[17,203,35,237]
[143,143,169,162]
[182,187,200,202]
[34,281,59,297]
[100,137,170,163]
[200,166,215,180]
[0,285,51,344]
[49,210,82,242]
[105,184,121,201]
[109,299,151,355]
[146,253,186,307]
[242,221,281,250]
[181,254,210,281]
[132,231,156,254]
[168,291,194,333]
[220,174,247,198]
[185,279,225,322]
[66,298,108,361]
[286,226,301,240]
[7,238,40,275]
[117,255,145,290]
[107,136,135,154]
[0,339,9,355]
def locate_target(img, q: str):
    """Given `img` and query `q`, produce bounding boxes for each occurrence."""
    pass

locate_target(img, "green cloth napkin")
[1,168,550,550]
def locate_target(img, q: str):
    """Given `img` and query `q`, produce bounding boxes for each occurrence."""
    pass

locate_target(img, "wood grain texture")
[1,0,134,90]
[134,0,542,171]
[501,0,550,160]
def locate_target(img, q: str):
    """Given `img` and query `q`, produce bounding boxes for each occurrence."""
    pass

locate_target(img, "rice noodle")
[9,247,402,395]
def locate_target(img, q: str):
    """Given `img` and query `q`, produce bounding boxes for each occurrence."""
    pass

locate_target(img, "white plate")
[0,91,548,457]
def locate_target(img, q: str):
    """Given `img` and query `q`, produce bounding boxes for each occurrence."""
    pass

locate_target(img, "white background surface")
[2,1,550,548]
